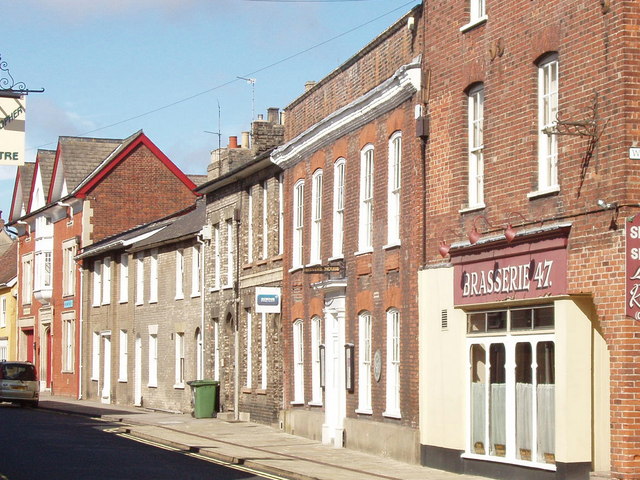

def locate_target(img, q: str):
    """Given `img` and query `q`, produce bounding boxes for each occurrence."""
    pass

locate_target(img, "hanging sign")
[0,95,26,166]
[626,215,640,319]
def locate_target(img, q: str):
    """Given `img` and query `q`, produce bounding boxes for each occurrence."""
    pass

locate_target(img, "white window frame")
[174,332,185,388]
[292,319,304,404]
[332,159,345,258]
[119,253,129,304]
[246,310,252,388]
[148,333,158,387]
[213,321,220,382]
[175,249,184,300]
[149,249,158,304]
[247,187,254,263]
[0,339,7,362]
[387,132,402,246]
[92,260,102,307]
[461,0,487,31]
[535,55,559,195]
[292,180,305,269]
[62,240,77,297]
[34,250,52,292]
[191,244,201,297]
[262,180,269,260]
[0,296,6,328]
[102,256,111,305]
[260,312,267,389]
[225,219,234,288]
[278,173,284,255]
[21,254,33,305]
[310,169,323,265]
[358,145,374,253]
[310,316,322,405]
[468,86,485,209]
[384,309,401,418]
[213,224,221,290]
[118,329,128,382]
[91,331,100,381]
[136,252,144,305]
[62,314,75,373]
[357,311,372,414]
[466,307,556,468]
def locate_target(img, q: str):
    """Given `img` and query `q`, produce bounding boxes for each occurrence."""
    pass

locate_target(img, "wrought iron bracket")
[0,54,44,95]
[543,93,604,138]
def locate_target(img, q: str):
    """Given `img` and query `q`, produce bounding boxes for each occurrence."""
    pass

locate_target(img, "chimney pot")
[241,131,250,149]
[257,114,264,121]
[229,136,238,149]
[267,107,279,124]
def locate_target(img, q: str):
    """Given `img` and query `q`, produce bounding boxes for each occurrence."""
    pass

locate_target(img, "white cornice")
[271,57,421,169]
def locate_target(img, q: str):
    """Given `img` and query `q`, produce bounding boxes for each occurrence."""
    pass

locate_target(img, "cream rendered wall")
[0,284,18,360]
[555,297,606,465]
[419,265,467,450]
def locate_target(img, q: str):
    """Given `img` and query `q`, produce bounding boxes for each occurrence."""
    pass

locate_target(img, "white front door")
[134,336,142,406]
[101,335,111,404]
[322,293,346,447]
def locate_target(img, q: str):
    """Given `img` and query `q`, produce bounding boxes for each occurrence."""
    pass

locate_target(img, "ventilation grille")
[441,309,448,331]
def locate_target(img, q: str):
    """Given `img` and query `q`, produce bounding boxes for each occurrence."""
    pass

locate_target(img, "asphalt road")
[0,403,271,480]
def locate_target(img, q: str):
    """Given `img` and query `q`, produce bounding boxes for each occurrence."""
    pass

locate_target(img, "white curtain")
[471,382,486,451]
[516,382,533,459]
[490,383,506,455]
[537,384,555,463]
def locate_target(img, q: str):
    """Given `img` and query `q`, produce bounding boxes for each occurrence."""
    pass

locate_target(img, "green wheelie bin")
[187,380,219,418]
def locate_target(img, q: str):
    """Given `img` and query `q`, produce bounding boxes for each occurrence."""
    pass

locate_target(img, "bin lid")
[187,379,219,386]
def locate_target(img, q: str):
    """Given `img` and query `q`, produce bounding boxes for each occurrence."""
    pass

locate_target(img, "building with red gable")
[8,131,198,398]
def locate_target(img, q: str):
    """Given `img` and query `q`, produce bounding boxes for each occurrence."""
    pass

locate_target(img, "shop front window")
[468,306,555,466]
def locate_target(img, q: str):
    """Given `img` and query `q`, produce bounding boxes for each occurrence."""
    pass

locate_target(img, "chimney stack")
[267,107,280,124]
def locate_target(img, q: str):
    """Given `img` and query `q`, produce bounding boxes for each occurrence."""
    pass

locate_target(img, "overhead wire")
[33,0,417,149]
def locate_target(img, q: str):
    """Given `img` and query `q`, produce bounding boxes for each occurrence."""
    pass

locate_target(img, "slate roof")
[37,149,56,201]
[188,175,208,187]
[0,241,17,287]
[133,199,205,250]
[16,161,36,215]
[57,136,122,192]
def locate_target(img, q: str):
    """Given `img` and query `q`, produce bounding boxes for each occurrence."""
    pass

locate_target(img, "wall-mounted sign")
[452,235,568,305]
[630,147,640,160]
[255,287,281,314]
[626,215,640,320]
[0,95,26,166]
[303,264,342,274]
[63,299,74,309]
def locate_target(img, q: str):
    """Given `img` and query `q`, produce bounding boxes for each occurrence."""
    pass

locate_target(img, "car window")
[1,364,37,381]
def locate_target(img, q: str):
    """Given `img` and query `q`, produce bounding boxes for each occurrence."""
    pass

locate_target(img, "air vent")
[441,309,448,331]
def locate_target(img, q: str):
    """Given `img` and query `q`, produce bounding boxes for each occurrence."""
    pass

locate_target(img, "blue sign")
[257,294,279,306]
[63,299,74,309]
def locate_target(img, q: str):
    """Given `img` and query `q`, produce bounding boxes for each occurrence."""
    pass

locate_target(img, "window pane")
[487,311,506,332]
[536,342,555,464]
[516,343,533,461]
[489,343,506,457]
[468,312,485,333]
[534,307,554,329]
[470,344,487,454]
[511,308,532,330]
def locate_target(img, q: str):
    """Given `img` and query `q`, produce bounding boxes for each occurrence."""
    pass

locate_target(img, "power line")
[34,0,417,149]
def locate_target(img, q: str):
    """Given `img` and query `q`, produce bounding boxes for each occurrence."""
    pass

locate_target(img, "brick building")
[271,7,424,463]
[417,1,640,480]
[78,200,206,411]
[8,131,198,399]
[196,110,285,425]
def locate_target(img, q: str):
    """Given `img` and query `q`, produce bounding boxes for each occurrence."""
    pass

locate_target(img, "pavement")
[38,394,491,480]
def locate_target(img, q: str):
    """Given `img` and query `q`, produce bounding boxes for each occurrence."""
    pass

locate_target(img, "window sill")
[459,203,486,214]
[61,370,74,374]
[459,15,488,33]
[118,379,128,383]
[382,411,402,419]
[190,293,201,299]
[308,401,323,407]
[460,452,556,471]
[242,387,252,394]
[91,378,98,382]
[256,389,267,395]
[119,300,128,305]
[355,408,373,415]
[209,287,221,293]
[173,384,185,390]
[383,242,401,250]
[175,295,184,301]
[222,285,234,291]
[289,266,304,273]
[305,261,322,268]
[149,300,158,305]
[290,400,304,406]
[256,259,268,266]
[328,254,344,262]
[147,384,157,388]
[527,186,560,200]
[354,248,373,257]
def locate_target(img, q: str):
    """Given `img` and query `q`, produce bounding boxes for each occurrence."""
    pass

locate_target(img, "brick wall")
[422,1,640,477]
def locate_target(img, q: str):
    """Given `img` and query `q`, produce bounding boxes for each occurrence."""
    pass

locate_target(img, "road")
[0,404,275,480]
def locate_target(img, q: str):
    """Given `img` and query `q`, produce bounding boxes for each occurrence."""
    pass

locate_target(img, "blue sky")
[1,0,418,222]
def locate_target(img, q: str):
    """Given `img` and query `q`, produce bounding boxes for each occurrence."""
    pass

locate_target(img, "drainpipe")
[196,230,208,380]
[77,255,83,399]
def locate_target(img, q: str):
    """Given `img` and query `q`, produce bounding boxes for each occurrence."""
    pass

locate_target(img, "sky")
[0,0,419,223]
